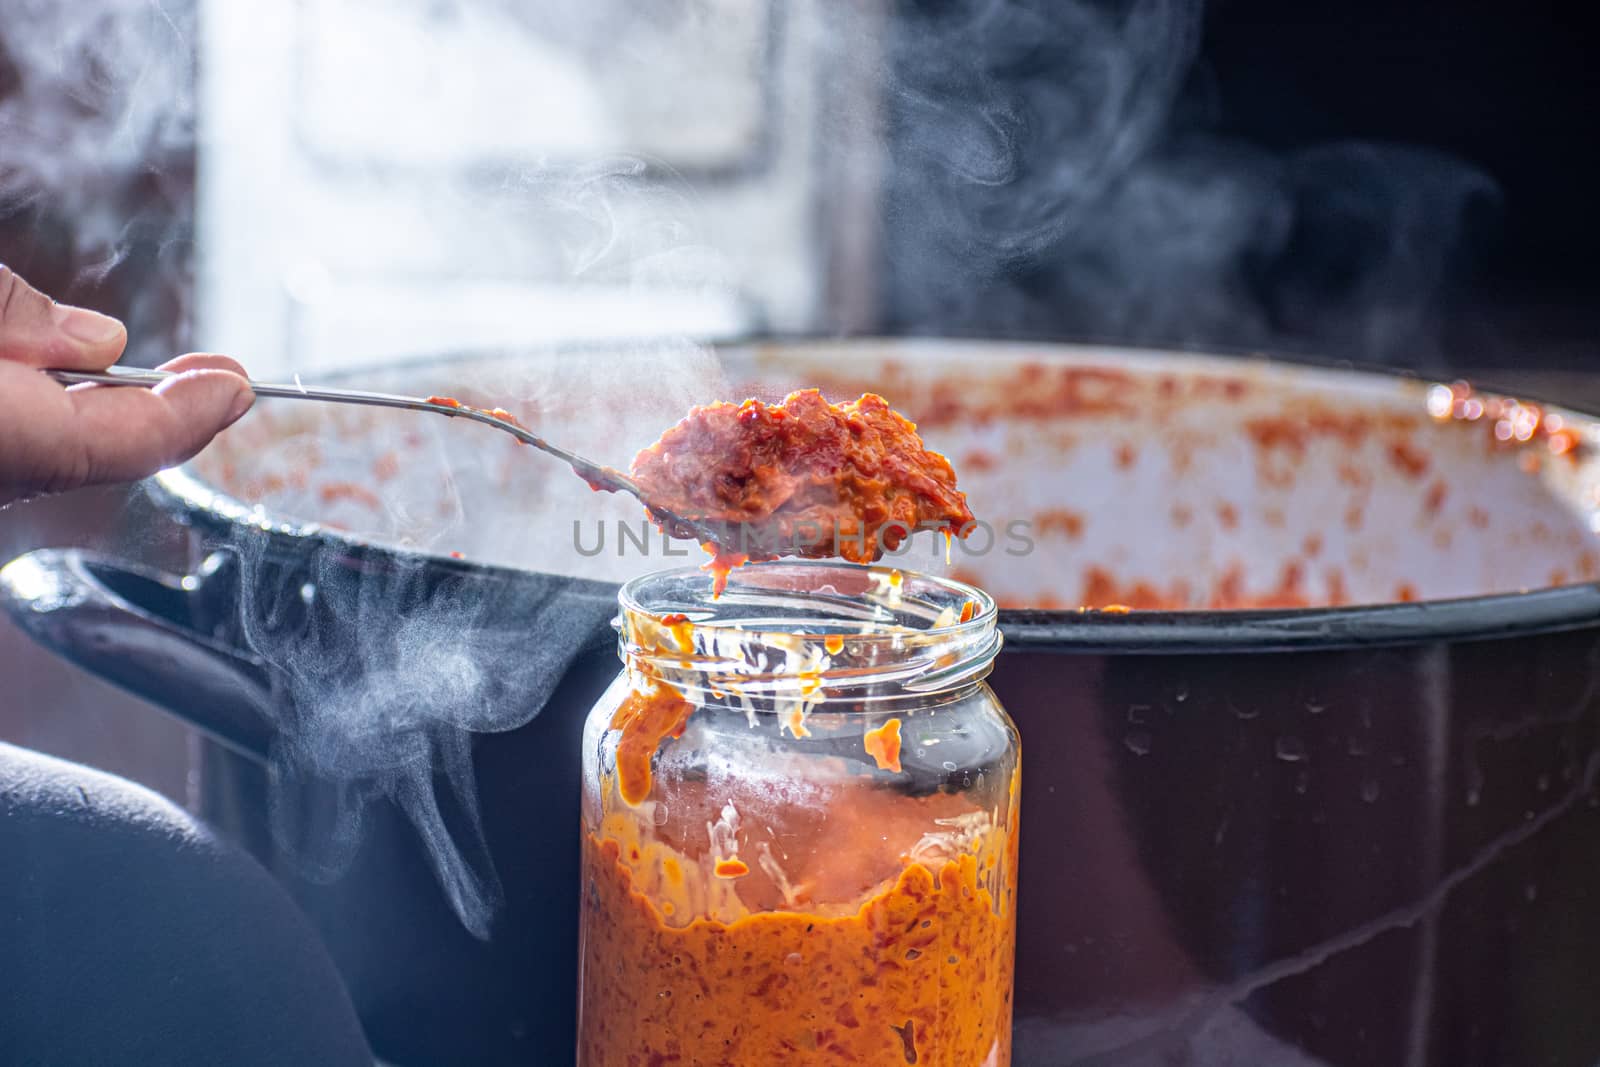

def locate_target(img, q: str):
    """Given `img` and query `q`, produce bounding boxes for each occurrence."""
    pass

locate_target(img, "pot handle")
[0,548,274,763]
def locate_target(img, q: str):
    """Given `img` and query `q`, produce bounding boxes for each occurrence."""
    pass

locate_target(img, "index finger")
[63,366,254,486]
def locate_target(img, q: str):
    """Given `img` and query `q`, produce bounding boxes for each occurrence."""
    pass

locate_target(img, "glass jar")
[578,561,1020,1066]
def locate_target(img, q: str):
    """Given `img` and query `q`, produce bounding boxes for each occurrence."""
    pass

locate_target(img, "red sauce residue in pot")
[371,451,400,482]
[777,362,1251,430]
[1034,509,1085,539]
[1429,381,1586,463]
[318,481,382,509]
[630,389,975,589]
[1387,439,1431,479]
[1074,561,1315,612]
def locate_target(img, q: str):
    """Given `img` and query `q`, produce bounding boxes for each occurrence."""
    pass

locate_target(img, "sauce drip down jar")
[578,562,1020,1065]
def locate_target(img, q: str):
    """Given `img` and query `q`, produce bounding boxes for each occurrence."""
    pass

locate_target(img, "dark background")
[1208,3,1590,286]
[1204,0,1596,367]
[882,0,1598,371]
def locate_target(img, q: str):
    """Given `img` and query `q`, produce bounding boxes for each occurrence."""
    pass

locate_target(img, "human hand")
[0,265,254,507]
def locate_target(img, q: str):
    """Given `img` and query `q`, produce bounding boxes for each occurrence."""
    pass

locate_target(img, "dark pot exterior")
[8,530,1600,1067]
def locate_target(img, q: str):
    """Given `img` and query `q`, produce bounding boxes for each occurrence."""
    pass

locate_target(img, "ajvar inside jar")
[578,561,1020,1066]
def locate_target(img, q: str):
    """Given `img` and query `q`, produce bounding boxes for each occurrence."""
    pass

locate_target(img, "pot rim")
[150,337,1600,654]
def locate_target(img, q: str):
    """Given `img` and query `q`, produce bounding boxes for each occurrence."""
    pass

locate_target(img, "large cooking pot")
[7,340,1600,1067]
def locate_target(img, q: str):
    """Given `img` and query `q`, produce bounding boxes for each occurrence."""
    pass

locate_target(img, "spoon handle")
[44,366,639,495]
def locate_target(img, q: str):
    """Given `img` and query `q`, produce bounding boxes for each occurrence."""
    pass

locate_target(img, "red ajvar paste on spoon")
[631,389,975,592]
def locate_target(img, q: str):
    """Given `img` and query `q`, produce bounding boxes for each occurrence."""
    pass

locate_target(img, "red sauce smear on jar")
[608,682,695,807]
[630,389,976,590]
[863,717,904,773]
[658,612,695,653]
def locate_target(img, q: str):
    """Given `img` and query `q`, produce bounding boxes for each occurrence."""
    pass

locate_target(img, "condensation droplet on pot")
[652,803,670,827]
[1127,704,1151,725]
[1276,736,1307,763]
[1361,779,1381,803]
[1467,787,1481,807]
[1173,685,1189,703]
[1230,700,1259,721]
[941,761,958,772]
[1525,883,1538,902]
[1294,770,1309,794]
[1347,736,1369,757]
[1537,773,1550,793]
[1124,731,1153,756]
[1304,700,1326,715]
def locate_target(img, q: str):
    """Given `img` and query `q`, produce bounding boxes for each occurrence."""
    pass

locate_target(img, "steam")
[881,0,1501,367]
[232,539,613,938]
[493,156,730,294]
[209,345,720,937]
[0,0,197,364]
[3,0,1511,942]
[2,0,730,936]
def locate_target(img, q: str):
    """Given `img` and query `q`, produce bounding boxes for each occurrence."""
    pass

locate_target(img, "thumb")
[0,264,127,370]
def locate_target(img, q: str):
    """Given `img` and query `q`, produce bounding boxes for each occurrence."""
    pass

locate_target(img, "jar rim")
[617,560,999,637]
[614,561,1003,704]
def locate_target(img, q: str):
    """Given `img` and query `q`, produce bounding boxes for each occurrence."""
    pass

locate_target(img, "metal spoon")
[45,365,722,542]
